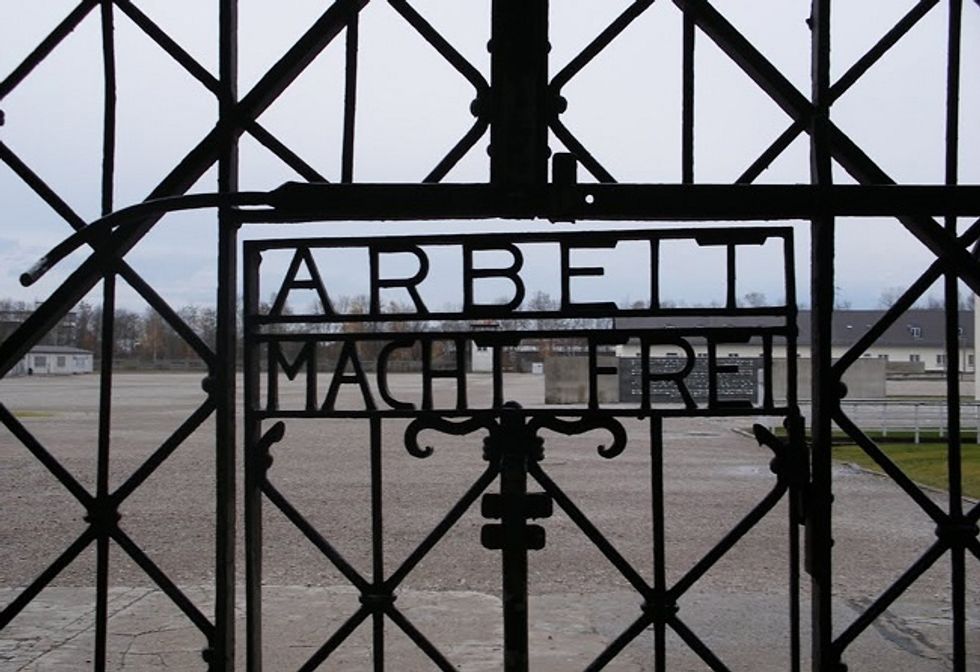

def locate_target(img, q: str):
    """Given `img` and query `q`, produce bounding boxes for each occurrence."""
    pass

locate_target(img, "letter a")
[271,247,334,316]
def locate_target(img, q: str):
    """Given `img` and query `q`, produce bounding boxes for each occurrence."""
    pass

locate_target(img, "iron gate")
[1,0,979,670]
[240,227,804,669]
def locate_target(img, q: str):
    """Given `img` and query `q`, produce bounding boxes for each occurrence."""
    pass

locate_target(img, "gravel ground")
[0,372,976,670]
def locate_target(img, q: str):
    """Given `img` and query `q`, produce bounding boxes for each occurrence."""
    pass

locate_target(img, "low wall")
[772,357,886,401]
[544,356,618,404]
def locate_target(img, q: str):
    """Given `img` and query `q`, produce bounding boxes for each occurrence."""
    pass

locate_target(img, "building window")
[34,355,46,367]
[937,354,946,366]
[970,354,975,367]
[878,354,889,360]
[56,356,66,367]
[727,353,739,358]
[909,354,920,363]
[909,326,921,338]
[665,352,679,357]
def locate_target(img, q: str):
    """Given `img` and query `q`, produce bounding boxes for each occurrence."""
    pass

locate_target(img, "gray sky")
[1,1,978,314]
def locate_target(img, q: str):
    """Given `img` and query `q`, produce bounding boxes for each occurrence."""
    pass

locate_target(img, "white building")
[16,346,94,376]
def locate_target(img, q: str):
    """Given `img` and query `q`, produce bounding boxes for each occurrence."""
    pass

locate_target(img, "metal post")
[213,1,239,668]
[498,412,531,672]
[489,0,549,187]
[808,1,837,670]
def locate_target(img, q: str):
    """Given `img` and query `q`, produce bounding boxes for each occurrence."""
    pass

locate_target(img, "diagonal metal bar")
[385,604,458,671]
[111,399,216,505]
[0,140,215,365]
[832,540,948,656]
[111,526,215,638]
[0,403,94,508]
[0,0,370,380]
[529,462,652,596]
[674,0,980,295]
[0,528,96,629]
[550,0,656,92]
[113,0,328,183]
[829,0,940,103]
[670,479,786,598]
[549,117,617,183]
[385,465,498,590]
[0,140,89,231]
[117,269,216,366]
[827,125,980,295]
[672,0,809,120]
[0,0,99,100]
[668,615,732,672]
[261,480,371,592]
[833,218,980,375]
[387,0,489,95]
[833,411,949,525]
[735,120,805,184]
[297,605,371,672]
[423,116,489,184]
[584,612,651,672]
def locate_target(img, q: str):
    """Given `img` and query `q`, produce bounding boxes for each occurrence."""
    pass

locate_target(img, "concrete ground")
[0,373,976,670]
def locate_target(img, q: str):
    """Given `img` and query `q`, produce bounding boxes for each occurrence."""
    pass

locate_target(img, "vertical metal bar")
[944,2,965,669]
[784,231,799,409]
[94,3,116,669]
[650,416,666,672]
[489,0,549,186]
[498,415,530,672]
[371,417,385,671]
[681,11,695,184]
[214,1,239,669]
[342,14,359,184]
[243,247,263,672]
[726,244,737,309]
[95,276,115,672]
[808,1,835,670]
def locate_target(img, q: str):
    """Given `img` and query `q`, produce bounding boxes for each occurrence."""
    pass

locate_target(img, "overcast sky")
[1,1,978,315]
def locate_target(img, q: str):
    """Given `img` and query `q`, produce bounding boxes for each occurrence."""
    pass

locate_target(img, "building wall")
[544,356,618,405]
[24,352,93,375]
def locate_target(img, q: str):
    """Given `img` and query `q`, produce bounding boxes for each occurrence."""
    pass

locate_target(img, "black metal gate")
[1,1,978,670]
[240,227,804,669]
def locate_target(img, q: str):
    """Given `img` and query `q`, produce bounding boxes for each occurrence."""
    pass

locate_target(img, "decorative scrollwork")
[404,415,494,458]
[254,421,286,473]
[528,415,628,459]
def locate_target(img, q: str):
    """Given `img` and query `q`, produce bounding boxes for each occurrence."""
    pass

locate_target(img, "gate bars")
[0,1,978,670]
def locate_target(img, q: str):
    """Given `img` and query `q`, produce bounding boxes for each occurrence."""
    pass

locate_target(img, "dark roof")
[798,309,973,348]
[615,309,974,347]
[29,345,93,355]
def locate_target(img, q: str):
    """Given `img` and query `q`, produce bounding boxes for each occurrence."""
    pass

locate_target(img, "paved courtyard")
[0,373,976,670]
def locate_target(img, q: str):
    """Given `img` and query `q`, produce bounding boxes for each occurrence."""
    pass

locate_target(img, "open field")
[0,373,977,670]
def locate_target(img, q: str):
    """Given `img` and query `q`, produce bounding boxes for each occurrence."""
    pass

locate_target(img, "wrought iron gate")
[1,1,978,670]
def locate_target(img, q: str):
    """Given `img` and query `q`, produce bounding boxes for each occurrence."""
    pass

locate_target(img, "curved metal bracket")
[403,415,493,459]
[529,415,628,459]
